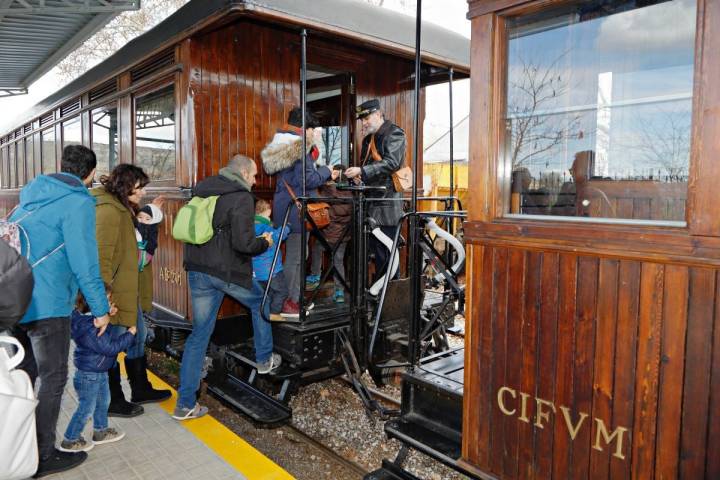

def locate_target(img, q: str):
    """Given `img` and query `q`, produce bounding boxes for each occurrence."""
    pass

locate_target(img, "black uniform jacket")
[360,120,407,226]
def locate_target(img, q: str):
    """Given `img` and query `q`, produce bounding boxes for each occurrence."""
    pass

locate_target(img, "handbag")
[364,134,413,192]
[283,180,331,230]
[0,335,39,480]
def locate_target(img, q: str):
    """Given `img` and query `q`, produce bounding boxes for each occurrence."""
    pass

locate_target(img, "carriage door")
[306,69,355,167]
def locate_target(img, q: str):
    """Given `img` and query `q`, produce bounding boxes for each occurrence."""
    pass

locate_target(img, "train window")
[92,105,119,180]
[62,117,82,148]
[134,84,176,182]
[41,129,56,174]
[17,140,25,186]
[8,143,16,188]
[0,146,6,188]
[25,137,35,182]
[504,0,695,224]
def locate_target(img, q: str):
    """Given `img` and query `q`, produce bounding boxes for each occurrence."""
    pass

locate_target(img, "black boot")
[107,363,144,417]
[125,355,171,404]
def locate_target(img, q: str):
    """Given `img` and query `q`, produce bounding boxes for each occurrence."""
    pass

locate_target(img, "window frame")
[131,78,178,188]
[493,0,699,229]
[90,102,120,185]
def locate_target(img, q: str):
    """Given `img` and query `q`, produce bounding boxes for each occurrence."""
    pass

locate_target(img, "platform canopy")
[0,0,140,97]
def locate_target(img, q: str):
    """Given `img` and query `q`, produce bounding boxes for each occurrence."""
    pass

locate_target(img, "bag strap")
[0,335,24,370]
[362,134,382,165]
[31,242,65,268]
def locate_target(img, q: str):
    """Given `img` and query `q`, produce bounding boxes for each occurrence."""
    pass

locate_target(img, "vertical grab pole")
[408,0,423,369]
[300,28,308,320]
[446,67,455,268]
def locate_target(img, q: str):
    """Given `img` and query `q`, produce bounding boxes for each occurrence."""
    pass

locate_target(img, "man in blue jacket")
[260,107,337,317]
[10,145,111,478]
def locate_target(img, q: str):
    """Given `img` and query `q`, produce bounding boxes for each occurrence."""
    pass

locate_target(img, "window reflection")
[135,85,175,182]
[92,105,118,180]
[41,129,56,174]
[505,0,696,223]
[62,117,82,148]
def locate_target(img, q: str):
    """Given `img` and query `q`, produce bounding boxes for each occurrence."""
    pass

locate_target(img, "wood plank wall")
[463,243,720,479]
[463,1,720,478]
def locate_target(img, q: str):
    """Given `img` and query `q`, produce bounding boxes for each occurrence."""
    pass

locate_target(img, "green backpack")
[172,195,219,244]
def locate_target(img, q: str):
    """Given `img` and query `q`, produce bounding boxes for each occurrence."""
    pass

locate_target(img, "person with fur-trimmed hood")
[260,107,338,318]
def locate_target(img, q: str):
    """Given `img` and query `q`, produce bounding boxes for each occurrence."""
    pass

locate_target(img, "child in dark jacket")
[253,199,290,321]
[307,166,353,303]
[135,201,163,271]
[59,284,136,453]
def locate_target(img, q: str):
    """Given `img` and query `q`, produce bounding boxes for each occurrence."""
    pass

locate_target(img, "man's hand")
[128,326,137,335]
[261,232,274,247]
[94,314,110,336]
[345,167,362,179]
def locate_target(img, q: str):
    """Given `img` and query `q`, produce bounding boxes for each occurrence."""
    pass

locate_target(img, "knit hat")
[138,203,163,225]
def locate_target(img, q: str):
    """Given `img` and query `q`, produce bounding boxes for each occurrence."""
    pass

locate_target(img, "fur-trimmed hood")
[261,131,315,175]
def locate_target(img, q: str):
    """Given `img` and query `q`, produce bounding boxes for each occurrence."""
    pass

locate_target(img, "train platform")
[35,354,293,480]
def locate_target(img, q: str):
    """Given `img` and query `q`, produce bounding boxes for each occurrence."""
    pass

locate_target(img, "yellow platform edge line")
[119,354,294,480]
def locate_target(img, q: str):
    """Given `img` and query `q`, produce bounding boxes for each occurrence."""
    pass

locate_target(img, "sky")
[0,0,472,156]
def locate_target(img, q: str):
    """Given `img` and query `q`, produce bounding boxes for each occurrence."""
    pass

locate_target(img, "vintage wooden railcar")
[0,0,469,324]
[460,0,720,478]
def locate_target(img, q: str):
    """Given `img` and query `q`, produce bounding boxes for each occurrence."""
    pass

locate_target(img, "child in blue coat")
[59,284,136,453]
[253,199,290,321]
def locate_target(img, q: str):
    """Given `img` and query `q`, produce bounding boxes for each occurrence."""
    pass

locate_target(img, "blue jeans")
[64,370,110,440]
[114,306,147,359]
[177,271,272,409]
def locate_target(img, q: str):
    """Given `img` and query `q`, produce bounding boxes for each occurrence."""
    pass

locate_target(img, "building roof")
[0,0,139,94]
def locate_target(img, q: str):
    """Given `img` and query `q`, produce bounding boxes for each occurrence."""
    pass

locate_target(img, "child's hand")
[151,195,166,209]
[109,302,118,317]
[128,326,137,335]
[261,232,274,247]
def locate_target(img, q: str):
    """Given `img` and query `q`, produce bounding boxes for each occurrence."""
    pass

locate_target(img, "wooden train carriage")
[0,0,469,322]
[463,0,719,479]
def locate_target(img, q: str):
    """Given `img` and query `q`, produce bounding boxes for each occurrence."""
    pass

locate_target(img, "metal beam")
[0,87,28,97]
[0,0,139,15]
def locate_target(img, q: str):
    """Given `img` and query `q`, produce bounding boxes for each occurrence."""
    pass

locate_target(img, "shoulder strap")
[369,135,382,162]
[283,180,299,202]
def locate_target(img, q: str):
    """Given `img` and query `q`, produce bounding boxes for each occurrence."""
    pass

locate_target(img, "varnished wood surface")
[463,242,720,479]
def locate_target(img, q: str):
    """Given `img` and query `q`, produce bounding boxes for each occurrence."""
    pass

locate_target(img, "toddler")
[135,202,163,271]
[59,285,136,452]
[253,199,290,321]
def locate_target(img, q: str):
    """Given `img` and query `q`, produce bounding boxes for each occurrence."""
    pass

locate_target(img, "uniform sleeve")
[63,199,110,317]
[361,129,406,183]
[230,195,270,255]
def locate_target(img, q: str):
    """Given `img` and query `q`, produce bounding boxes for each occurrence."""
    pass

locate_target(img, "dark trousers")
[370,225,400,281]
[13,317,71,458]
[258,270,289,314]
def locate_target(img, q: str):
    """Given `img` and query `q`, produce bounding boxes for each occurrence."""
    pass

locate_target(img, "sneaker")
[305,274,320,290]
[34,449,87,478]
[269,312,284,321]
[92,427,125,445]
[58,436,93,453]
[334,288,345,304]
[257,353,282,374]
[172,403,209,421]
[280,299,300,318]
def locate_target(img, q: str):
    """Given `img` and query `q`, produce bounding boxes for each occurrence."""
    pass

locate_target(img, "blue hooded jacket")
[71,310,135,372]
[10,174,110,323]
[252,215,290,281]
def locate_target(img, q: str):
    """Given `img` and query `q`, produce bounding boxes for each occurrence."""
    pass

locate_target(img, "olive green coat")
[92,187,152,327]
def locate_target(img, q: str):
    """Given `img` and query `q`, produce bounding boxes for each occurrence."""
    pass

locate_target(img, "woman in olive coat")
[93,164,170,417]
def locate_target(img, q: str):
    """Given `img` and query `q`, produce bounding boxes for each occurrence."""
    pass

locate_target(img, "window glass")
[25,137,35,181]
[505,0,696,223]
[0,146,6,188]
[8,143,16,187]
[41,129,56,174]
[17,140,25,186]
[62,117,82,148]
[135,85,175,182]
[92,105,118,180]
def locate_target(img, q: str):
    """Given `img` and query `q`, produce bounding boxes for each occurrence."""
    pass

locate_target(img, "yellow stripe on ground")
[119,354,294,480]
